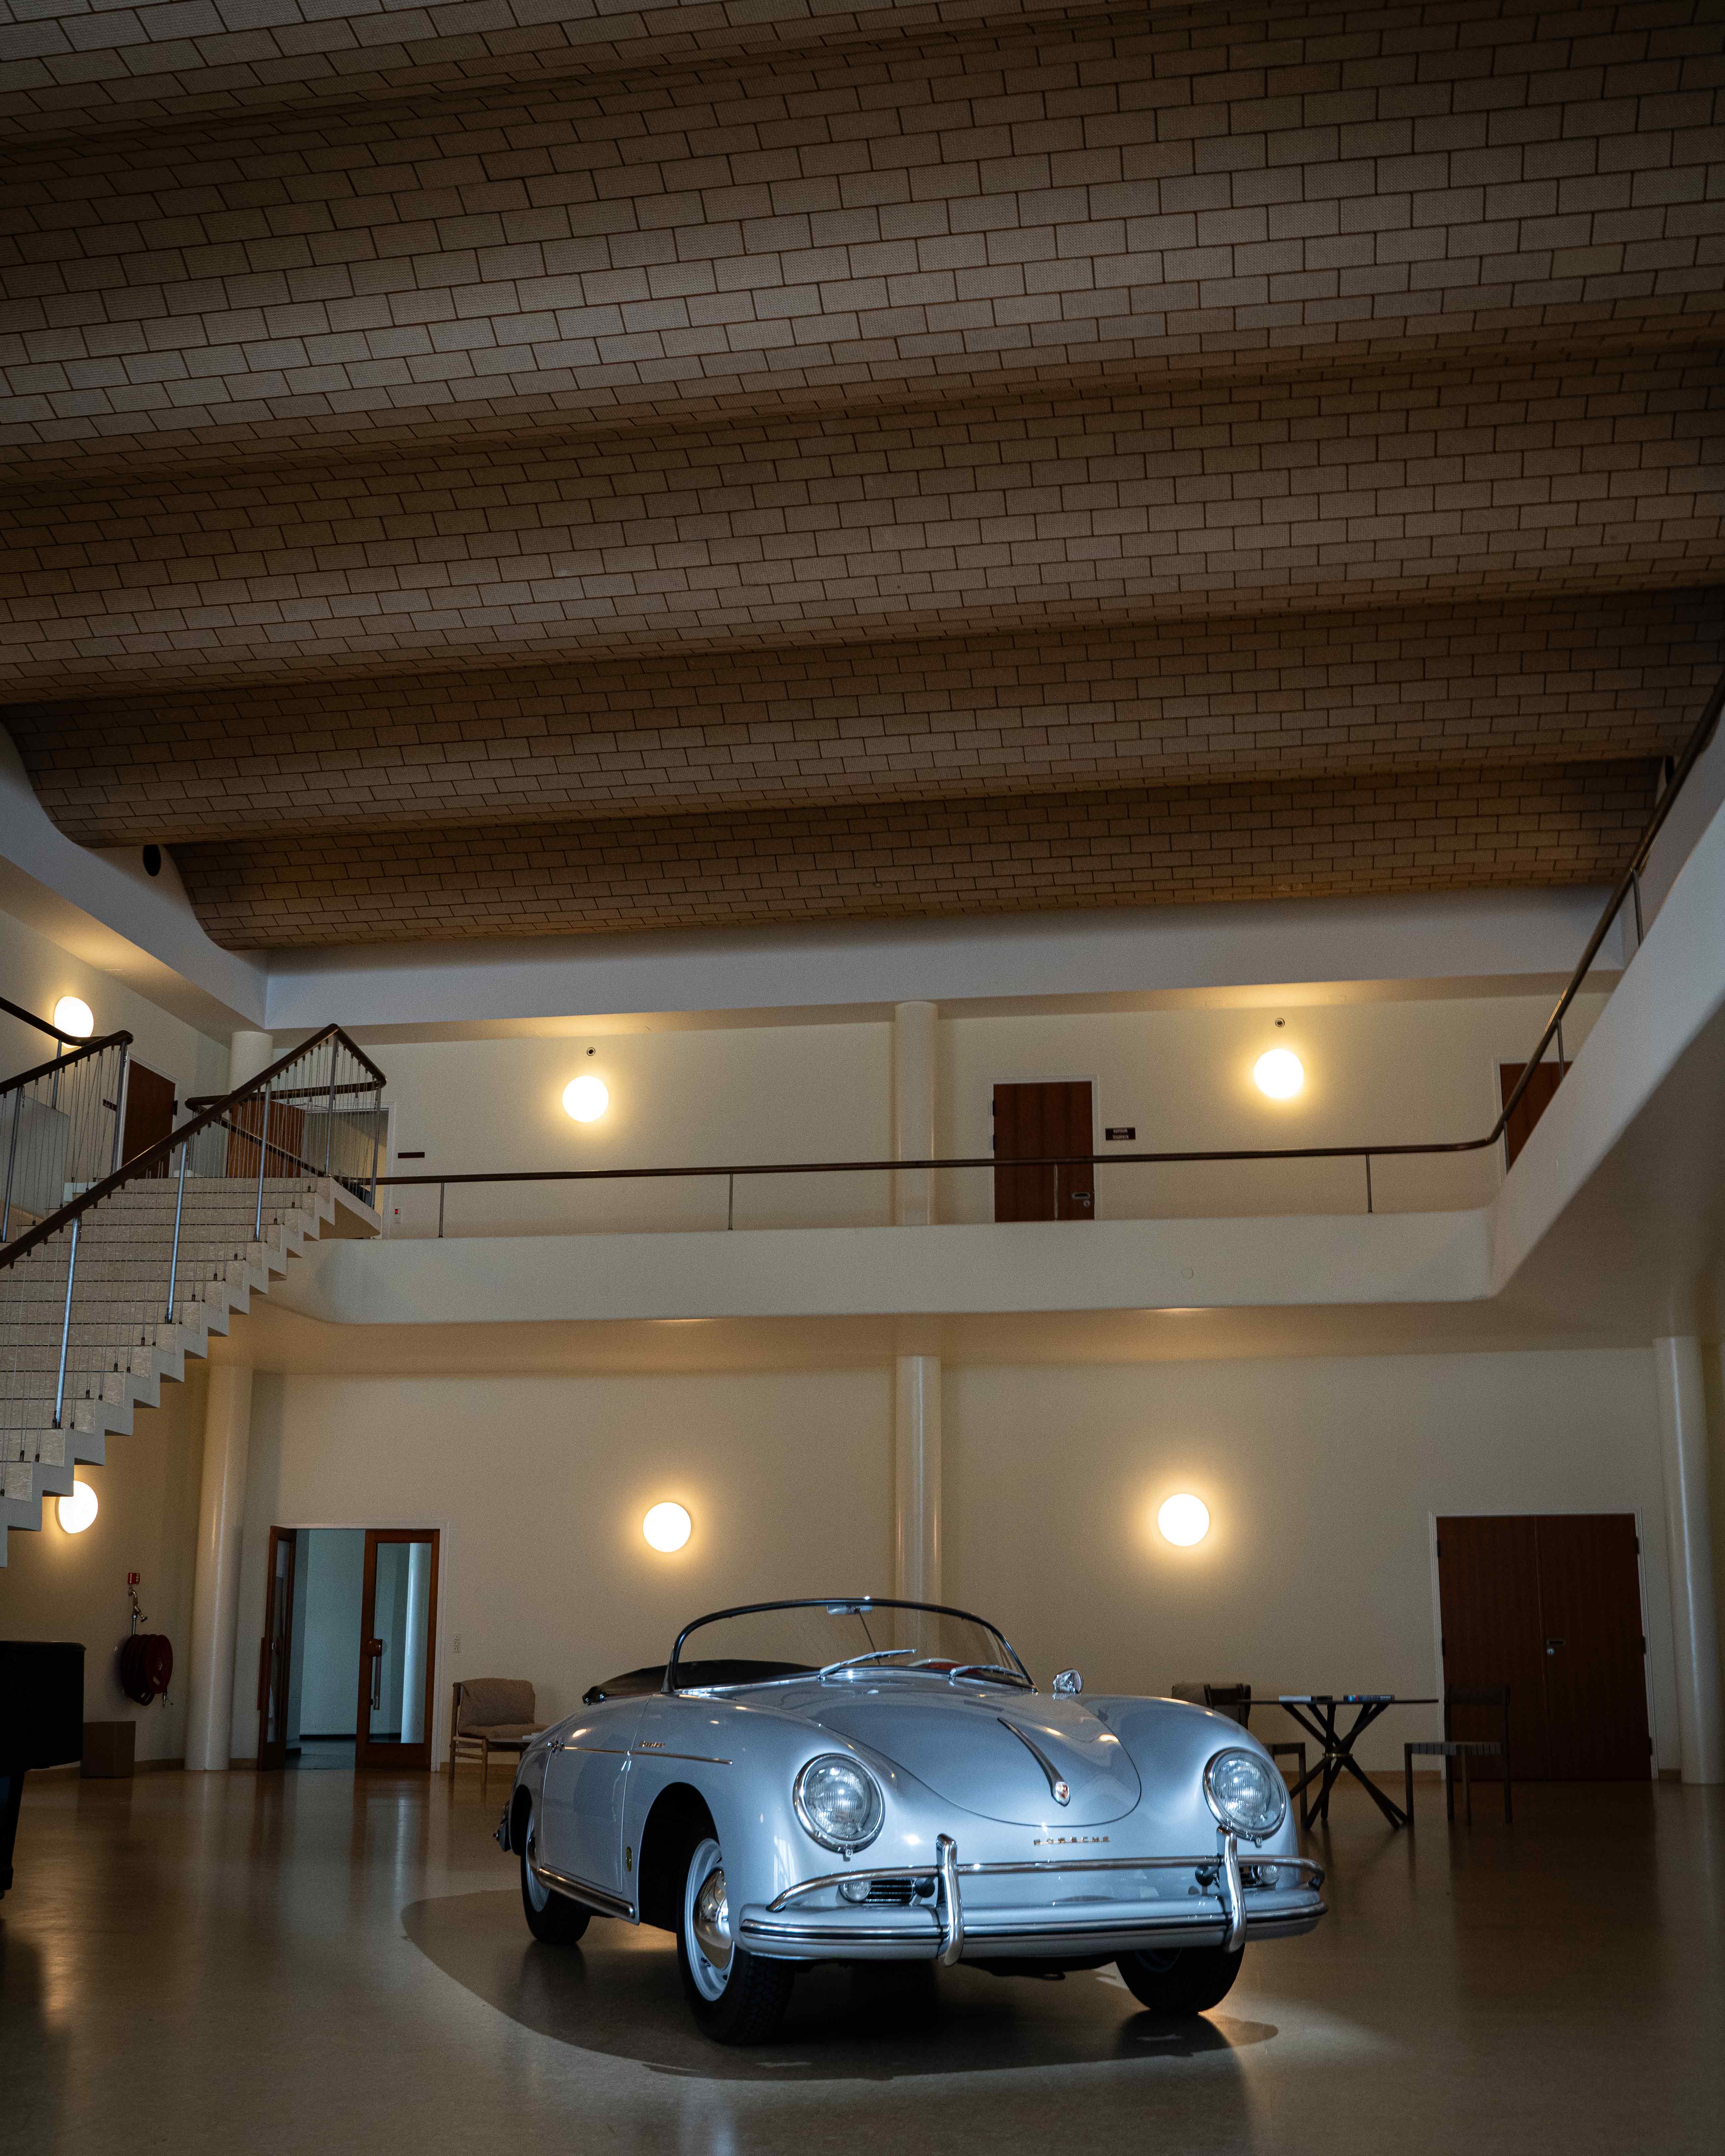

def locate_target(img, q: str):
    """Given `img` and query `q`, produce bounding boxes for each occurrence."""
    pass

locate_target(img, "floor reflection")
[400,1888,1275,2084]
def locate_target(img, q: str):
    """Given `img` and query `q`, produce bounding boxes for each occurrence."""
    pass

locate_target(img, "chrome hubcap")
[684,1836,732,2002]
[694,1867,732,1969]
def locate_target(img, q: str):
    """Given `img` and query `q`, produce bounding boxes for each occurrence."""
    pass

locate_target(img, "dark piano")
[0,1640,84,1897]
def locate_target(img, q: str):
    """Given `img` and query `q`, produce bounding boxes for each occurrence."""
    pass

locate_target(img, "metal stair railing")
[0,1019,134,1244]
[0,1028,385,1460]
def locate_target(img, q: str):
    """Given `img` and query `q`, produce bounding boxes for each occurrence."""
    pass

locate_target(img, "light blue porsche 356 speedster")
[496,1596,1325,2043]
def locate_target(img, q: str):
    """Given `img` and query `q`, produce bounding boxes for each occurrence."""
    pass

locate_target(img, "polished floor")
[2,1768,1720,2154]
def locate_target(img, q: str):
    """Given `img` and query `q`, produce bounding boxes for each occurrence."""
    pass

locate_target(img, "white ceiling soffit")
[0,727,266,1033]
[268,887,1625,1042]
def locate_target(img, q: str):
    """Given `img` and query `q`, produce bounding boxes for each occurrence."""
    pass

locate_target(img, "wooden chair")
[1405,1684,1512,1826]
[449,1678,546,1794]
[1172,1681,1307,1791]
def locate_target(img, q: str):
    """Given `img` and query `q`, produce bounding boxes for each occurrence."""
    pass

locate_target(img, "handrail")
[0,1023,380,1272]
[0,993,107,1052]
[376,663,1725,1221]
[0,1027,132,1102]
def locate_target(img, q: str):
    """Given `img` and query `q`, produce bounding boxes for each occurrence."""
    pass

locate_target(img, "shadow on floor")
[400,1889,1275,2084]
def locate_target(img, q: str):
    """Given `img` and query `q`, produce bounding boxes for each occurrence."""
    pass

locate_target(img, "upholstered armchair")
[449,1678,546,1792]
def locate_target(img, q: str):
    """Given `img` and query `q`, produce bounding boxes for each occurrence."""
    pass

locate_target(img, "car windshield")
[668,1599,1028,1693]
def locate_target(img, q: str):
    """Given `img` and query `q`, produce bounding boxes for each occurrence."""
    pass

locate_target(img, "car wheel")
[1115,1944,1242,2016]
[675,1833,794,2044]
[520,1819,591,1945]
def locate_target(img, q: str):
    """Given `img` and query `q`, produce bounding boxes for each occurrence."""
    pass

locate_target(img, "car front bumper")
[738,1834,1325,1965]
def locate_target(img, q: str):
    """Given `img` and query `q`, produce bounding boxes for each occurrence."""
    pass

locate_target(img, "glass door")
[354,1530,439,1771]
[257,1527,297,1771]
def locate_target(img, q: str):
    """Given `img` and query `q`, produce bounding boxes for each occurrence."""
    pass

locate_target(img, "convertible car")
[496,1597,1325,2043]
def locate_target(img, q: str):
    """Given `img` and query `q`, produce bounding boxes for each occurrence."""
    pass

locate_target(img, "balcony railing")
[373,668,1725,1241]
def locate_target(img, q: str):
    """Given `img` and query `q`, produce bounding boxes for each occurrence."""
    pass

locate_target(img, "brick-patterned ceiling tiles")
[8,591,1719,842]
[0,351,1719,692]
[172,760,1654,945]
[0,0,1719,948]
[0,5,1718,449]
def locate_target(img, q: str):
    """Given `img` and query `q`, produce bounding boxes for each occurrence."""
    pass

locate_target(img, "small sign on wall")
[1105,1127,1136,1141]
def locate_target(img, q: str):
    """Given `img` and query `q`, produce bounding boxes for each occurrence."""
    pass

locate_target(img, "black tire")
[1115,1944,1242,2016]
[675,1831,794,2044]
[520,1823,591,1945]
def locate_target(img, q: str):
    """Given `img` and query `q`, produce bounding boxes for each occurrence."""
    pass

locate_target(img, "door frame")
[248,1516,456,1769]
[1425,1508,1659,1778]
[355,1527,442,1771]
[256,1526,298,1771]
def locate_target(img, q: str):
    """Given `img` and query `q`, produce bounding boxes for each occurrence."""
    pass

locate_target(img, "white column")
[892,1000,937,1227]
[227,1030,273,1091]
[184,1364,254,1772]
[894,1354,941,1603]
[1653,1337,1724,1784]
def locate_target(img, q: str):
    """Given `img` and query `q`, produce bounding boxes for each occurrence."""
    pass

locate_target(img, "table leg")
[1327,1703,1410,1830]
[1272,1704,1332,1832]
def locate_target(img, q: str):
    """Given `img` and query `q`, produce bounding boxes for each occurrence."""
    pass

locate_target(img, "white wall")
[945,1349,1681,1770]
[230,1367,894,1761]
[297,1529,364,1736]
[937,994,1606,1223]
[365,992,1603,1238]
[0,904,228,1103]
[375,1023,894,1239]
[223,1343,1679,1775]
[0,1366,205,1763]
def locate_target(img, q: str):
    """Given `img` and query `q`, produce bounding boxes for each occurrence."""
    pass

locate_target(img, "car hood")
[789,1685,1143,1826]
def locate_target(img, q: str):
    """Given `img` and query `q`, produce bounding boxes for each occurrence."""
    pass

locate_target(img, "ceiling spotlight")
[643,1502,692,1553]
[53,996,94,1039]
[1157,1493,1210,1547]
[58,1479,98,1534]
[1253,1047,1304,1100]
[563,1075,610,1122]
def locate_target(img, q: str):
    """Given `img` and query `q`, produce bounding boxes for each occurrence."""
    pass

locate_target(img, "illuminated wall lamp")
[563,1075,610,1122]
[1157,1493,1210,1547]
[1253,1047,1304,1100]
[58,1479,99,1534]
[53,996,94,1039]
[643,1502,692,1553]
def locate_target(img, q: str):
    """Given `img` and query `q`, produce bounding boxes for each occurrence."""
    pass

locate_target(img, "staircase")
[0,1025,385,1564]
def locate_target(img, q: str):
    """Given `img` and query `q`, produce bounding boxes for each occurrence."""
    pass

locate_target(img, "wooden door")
[256,1528,297,1771]
[1437,1514,1650,1781]
[121,1063,177,1174]
[354,1529,440,1771]
[1534,1515,1651,1779]
[1499,1061,1565,1169]
[224,1096,308,1181]
[1435,1514,1550,1780]
[993,1081,1095,1223]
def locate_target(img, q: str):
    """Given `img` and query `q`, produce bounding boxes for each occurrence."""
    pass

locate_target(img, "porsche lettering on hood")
[801,1692,1142,1826]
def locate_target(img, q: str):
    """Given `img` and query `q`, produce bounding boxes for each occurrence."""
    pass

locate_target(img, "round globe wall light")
[642,1502,692,1553]
[562,1075,610,1123]
[53,996,94,1039]
[1157,1493,1210,1547]
[1252,1047,1305,1100]
[58,1479,98,1534]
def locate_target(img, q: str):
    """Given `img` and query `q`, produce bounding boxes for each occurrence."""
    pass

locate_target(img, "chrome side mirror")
[1053,1669,1083,1696]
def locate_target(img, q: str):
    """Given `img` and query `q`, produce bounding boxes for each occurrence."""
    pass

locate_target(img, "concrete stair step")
[0,1171,359,1565]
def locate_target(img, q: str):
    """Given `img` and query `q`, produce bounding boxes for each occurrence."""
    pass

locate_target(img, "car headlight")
[1203,1747,1287,1840]
[793,1754,885,1852]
